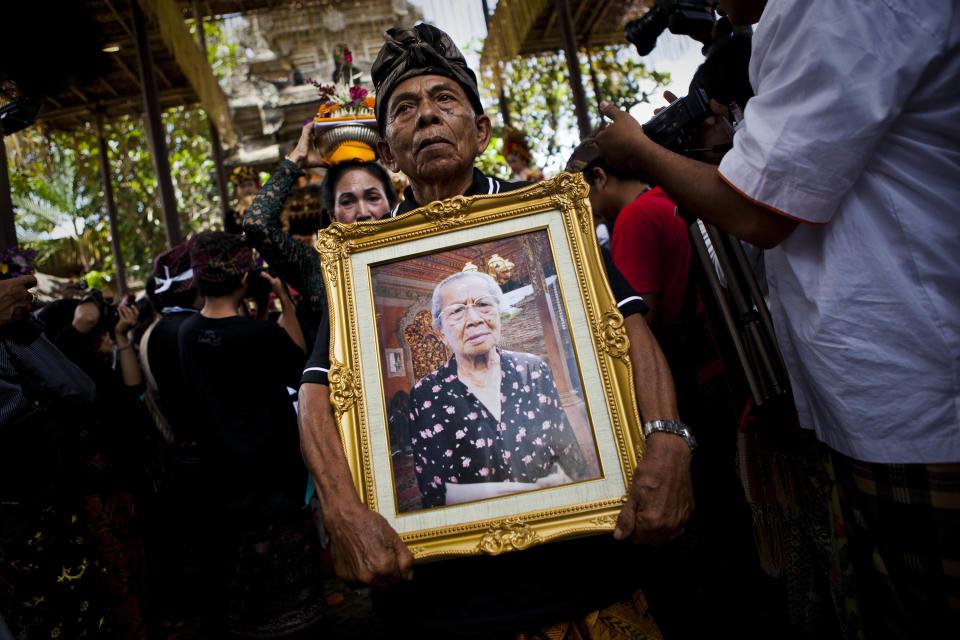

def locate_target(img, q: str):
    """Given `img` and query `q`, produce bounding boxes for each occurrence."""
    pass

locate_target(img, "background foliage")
[6,19,241,291]
[476,44,670,178]
[8,107,221,289]
[6,24,665,290]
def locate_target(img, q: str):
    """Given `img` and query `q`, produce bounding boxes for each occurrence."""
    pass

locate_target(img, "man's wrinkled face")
[378,75,491,182]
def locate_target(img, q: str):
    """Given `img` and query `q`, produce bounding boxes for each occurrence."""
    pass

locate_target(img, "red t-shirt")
[611,187,691,327]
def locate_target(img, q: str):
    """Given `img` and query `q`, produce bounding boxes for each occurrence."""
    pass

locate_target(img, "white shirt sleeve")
[717,0,949,224]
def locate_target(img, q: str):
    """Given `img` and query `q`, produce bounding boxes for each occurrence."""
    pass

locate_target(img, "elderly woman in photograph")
[408,271,589,508]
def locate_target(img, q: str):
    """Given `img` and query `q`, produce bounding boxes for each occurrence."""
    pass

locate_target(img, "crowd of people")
[2,0,957,638]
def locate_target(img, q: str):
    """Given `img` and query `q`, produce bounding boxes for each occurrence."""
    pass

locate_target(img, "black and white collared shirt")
[387,168,518,218]
[300,170,647,387]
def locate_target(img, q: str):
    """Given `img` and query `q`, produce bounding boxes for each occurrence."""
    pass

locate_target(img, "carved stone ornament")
[476,518,540,555]
[328,359,360,422]
[422,196,470,229]
[595,308,631,363]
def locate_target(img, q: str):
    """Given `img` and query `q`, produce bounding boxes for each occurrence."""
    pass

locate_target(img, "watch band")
[643,419,697,451]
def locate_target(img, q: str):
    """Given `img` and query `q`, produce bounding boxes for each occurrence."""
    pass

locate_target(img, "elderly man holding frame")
[298,24,694,637]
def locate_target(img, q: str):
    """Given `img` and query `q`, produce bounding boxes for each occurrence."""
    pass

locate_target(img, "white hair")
[431,271,504,329]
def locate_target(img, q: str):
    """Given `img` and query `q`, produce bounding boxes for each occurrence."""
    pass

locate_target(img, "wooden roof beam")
[40,87,196,123]
[104,0,174,88]
[70,86,91,103]
[99,78,120,97]
[542,6,558,39]
[113,55,144,87]
[582,0,613,44]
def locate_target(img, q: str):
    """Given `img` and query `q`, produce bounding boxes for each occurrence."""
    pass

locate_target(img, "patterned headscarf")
[371,23,483,133]
[152,240,195,295]
[190,239,254,284]
[565,138,601,173]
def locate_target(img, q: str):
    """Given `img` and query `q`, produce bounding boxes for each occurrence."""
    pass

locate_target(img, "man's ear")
[377,138,398,172]
[592,167,609,190]
[475,113,493,154]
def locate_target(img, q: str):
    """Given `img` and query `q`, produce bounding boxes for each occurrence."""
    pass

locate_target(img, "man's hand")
[595,101,650,175]
[286,122,325,170]
[324,501,414,588]
[595,100,797,249]
[0,275,37,327]
[614,432,694,545]
[299,383,412,587]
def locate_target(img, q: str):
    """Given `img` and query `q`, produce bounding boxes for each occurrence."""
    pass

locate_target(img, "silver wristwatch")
[643,419,697,451]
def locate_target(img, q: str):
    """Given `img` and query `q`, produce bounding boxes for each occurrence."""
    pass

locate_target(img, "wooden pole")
[554,0,592,140]
[192,1,231,216]
[481,0,513,128]
[132,0,182,247]
[0,134,17,252]
[96,115,129,297]
[586,47,604,109]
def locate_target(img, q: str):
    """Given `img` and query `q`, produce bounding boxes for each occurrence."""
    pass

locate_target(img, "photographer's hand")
[114,302,142,387]
[653,90,678,115]
[262,272,306,352]
[114,302,137,336]
[596,101,798,249]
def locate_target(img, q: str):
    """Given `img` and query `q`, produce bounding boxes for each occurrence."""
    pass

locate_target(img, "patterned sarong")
[514,589,662,640]
[830,453,960,638]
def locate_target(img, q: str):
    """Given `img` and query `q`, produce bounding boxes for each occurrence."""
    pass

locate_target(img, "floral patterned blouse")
[408,349,587,508]
[242,159,325,315]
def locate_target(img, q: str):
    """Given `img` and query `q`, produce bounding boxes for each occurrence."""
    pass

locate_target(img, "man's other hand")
[614,431,694,545]
[325,502,414,588]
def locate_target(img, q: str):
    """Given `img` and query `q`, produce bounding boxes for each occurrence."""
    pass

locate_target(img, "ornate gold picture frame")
[318,173,645,561]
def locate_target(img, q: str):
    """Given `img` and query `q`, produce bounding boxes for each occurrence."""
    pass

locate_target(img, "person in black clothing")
[177,232,324,636]
[138,240,208,629]
[297,23,694,637]
[142,240,203,442]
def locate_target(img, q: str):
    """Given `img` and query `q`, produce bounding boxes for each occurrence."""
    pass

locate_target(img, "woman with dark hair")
[320,157,397,224]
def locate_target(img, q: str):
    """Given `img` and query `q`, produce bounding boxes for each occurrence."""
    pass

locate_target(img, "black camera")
[625,0,716,56]
[641,87,713,155]
[82,290,145,335]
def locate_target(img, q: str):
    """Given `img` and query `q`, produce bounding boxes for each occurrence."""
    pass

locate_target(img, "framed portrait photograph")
[319,173,645,561]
